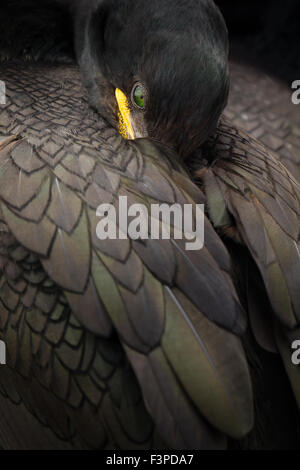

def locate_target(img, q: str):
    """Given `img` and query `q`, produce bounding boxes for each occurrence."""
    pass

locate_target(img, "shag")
[0,0,299,450]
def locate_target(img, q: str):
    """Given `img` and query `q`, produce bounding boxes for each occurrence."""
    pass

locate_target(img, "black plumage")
[0,0,299,450]
[75,0,230,158]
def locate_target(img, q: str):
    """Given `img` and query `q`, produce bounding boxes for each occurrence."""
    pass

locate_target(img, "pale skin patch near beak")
[115,88,136,140]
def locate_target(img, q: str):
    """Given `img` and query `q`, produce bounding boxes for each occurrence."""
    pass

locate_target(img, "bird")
[225,61,300,184]
[0,0,299,450]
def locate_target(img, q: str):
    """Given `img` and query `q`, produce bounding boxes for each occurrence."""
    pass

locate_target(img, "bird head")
[78,0,229,159]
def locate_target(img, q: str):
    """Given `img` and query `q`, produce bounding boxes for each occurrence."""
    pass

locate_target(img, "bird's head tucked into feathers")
[77,0,229,159]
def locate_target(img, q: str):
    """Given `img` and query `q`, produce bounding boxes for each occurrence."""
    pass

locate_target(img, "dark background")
[1,1,298,84]
[215,0,300,84]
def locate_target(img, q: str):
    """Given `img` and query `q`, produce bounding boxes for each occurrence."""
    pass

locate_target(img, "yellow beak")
[115,88,135,140]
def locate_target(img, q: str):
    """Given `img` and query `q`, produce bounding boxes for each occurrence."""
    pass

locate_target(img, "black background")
[215,0,300,83]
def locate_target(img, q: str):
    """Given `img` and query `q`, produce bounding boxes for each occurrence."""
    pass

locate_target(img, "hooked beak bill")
[115,88,136,140]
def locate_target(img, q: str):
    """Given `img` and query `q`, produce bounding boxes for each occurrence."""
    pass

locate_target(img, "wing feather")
[0,65,253,448]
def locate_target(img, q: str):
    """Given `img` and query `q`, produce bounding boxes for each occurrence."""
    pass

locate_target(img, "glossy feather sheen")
[191,117,300,414]
[0,64,253,449]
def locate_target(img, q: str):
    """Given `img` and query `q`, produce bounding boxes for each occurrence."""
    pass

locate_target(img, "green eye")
[132,84,146,109]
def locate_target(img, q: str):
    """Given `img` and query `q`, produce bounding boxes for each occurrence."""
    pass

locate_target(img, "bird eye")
[131,84,146,110]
